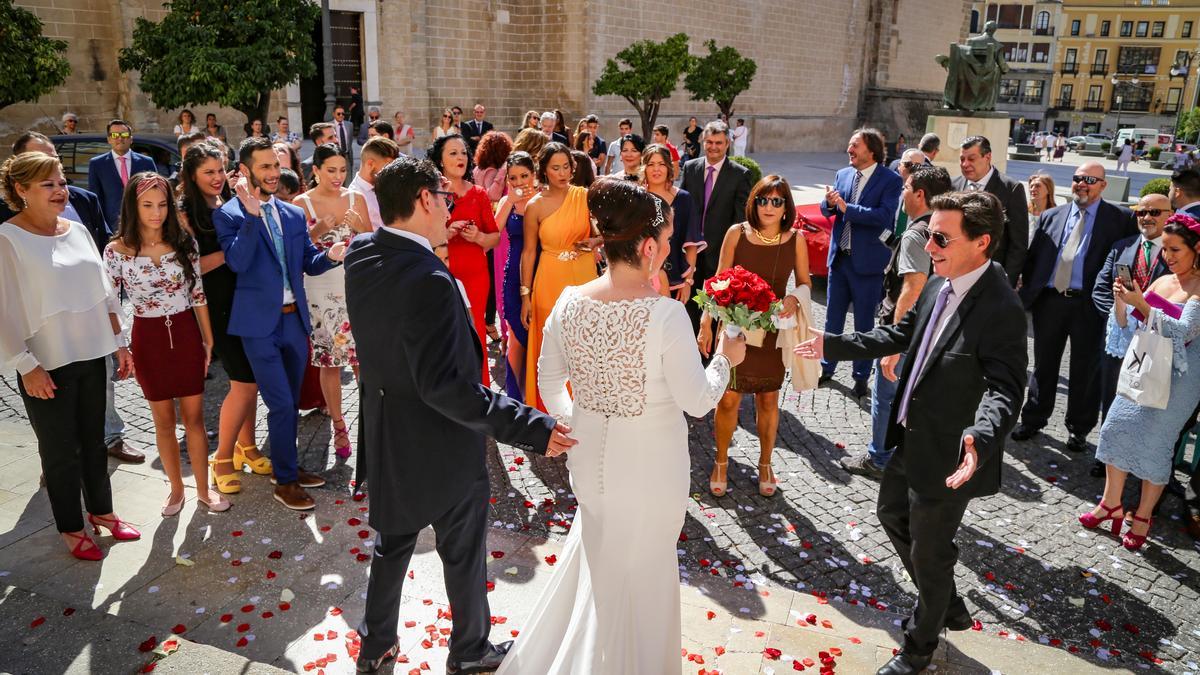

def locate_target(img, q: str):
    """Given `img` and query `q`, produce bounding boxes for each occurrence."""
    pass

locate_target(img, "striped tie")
[838,170,862,251]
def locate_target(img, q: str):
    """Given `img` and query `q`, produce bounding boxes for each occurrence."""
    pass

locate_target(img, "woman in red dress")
[429,133,500,384]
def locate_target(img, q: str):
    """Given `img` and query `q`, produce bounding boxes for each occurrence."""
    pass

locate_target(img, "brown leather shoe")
[1185,511,1200,541]
[273,483,315,511]
[270,471,326,488]
[106,440,145,464]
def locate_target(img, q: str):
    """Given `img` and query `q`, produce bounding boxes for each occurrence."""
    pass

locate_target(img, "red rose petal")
[278,602,291,611]
[241,605,255,613]
[237,623,250,633]
[490,551,505,559]
[544,554,557,566]
[764,647,782,660]
[236,636,248,647]
[261,611,274,619]
[140,663,156,673]
[30,616,45,628]
[329,607,343,616]
[231,531,243,537]
[266,570,277,579]
[220,613,233,623]
[63,607,75,616]
[138,636,158,652]
[171,624,186,634]
[268,550,282,559]
[706,611,716,620]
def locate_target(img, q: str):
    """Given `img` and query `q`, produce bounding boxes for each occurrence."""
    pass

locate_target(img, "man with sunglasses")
[88,119,157,233]
[331,105,354,164]
[951,136,1027,286]
[343,155,574,674]
[1014,162,1136,452]
[795,191,1027,675]
[891,149,928,235]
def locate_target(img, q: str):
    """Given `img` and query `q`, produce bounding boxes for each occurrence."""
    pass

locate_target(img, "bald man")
[1013,161,1137,453]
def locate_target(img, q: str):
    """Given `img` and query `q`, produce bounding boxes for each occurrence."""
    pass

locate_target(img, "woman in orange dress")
[430,133,500,385]
[520,143,599,411]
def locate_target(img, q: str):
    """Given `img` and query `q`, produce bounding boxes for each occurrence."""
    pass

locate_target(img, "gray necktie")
[1053,209,1085,293]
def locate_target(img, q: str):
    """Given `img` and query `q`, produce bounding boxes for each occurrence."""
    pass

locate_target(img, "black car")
[50,134,180,185]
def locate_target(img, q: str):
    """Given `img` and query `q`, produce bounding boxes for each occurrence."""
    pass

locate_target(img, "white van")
[1113,127,1159,149]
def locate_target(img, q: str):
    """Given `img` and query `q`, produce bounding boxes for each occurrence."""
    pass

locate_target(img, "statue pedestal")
[926,110,1011,178]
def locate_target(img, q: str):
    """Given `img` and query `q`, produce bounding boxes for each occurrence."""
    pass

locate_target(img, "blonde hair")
[0,152,62,212]
[513,128,548,161]
[1027,172,1056,214]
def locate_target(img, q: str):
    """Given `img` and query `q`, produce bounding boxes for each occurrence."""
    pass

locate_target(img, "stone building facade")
[1,0,970,155]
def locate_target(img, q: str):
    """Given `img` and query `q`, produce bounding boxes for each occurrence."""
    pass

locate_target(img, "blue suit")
[820,163,903,381]
[87,151,157,234]
[214,196,336,484]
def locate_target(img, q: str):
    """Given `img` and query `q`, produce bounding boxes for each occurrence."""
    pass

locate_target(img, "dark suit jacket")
[1018,200,1137,309]
[344,229,556,534]
[1093,234,1172,316]
[300,156,314,187]
[333,121,355,161]
[680,157,753,279]
[213,197,335,338]
[821,164,903,276]
[825,262,1028,499]
[0,186,108,249]
[952,170,1028,284]
[462,119,494,153]
[87,150,157,233]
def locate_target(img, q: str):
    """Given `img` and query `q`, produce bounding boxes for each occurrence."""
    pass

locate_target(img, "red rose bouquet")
[693,266,782,386]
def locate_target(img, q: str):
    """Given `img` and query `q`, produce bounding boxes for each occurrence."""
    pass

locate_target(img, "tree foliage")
[118,0,320,126]
[592,33,693,138]
[1179,107,1200,144]
[0,0,70,111]
[684,40,757,119]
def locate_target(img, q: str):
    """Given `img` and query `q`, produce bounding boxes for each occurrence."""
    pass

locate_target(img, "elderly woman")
[0,152,140,560]
[1082,213,1200,551]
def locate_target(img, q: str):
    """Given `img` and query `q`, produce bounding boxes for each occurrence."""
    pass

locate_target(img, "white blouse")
[0,220,123,375]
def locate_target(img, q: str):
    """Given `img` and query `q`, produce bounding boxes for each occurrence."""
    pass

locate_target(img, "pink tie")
[118,155,129,185]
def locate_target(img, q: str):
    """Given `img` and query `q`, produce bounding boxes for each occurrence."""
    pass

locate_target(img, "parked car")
[1067,135,1088,149]
[1069,133,1111,150]
[50,134,179,186]
[795,202,832,278]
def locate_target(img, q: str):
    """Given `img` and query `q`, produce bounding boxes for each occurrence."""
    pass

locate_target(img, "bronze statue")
[935,21,1010,112]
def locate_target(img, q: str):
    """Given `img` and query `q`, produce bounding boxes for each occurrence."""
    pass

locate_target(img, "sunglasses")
[1071,175,1103,185]
[901,161,921,171]
[755,196,786,208]
[1134,208,1172,218]
[335,112,345,117]
[109,131,131,139]
[930,231,963,248]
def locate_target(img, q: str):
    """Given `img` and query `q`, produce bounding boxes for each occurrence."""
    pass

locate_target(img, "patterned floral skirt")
[304,266,357,368]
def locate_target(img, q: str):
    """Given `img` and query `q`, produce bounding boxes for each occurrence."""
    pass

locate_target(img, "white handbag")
[1117,310,1173,410]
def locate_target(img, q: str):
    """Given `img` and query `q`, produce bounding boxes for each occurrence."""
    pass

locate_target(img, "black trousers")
[18,358,112,532]
[1021,291,1104,434]
[877,453,971,656]
[1099,353,1122,422]
[358,475,491,662]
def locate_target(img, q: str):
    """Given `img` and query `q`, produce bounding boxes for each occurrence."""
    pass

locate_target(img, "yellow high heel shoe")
[233,441,273,476]
[209,457,242,495]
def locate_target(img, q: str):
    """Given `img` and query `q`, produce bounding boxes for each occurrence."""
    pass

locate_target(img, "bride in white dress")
[497,179,746,674]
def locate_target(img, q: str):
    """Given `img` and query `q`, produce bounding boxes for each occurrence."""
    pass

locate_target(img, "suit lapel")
[910,270,989,391]
[896,277,948,385]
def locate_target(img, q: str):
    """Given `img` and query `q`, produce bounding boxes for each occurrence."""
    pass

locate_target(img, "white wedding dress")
[496,287,731,675]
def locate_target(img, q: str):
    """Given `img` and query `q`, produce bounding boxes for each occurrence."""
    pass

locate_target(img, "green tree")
[118,0,320,129]
[593,33,693,138]
[1179,107,1200,143]
[683,40,757,119]
[0,0,70,111]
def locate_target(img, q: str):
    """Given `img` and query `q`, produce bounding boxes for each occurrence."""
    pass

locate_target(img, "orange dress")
[526,185,597,411]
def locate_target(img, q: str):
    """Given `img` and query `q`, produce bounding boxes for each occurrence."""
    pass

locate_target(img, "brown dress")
[728,223,792,393]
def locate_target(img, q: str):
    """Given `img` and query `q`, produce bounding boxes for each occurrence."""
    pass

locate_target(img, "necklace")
[753,227,783,245]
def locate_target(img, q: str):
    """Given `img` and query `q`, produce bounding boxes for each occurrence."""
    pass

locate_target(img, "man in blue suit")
[214,137,344,511]
[87,119,157,233]
[1013,162,1136,453]
[821,128,904,399]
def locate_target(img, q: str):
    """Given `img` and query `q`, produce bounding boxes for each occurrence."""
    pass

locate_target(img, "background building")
[971,1,1064,142]
[1047,0,1200,137]
[0,0,970,154]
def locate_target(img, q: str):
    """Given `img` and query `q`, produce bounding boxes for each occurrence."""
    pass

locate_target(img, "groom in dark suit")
[344,156,575,673]
[796,191,1028,674]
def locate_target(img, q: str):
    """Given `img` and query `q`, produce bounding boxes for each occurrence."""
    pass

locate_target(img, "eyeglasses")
[442,115,451,119]
[1071,175,1103,185]
[1134,208,1171,218]
[754,196,786,208]
[109,131,131,139]
[930,231,963,248]
[430,189,455,208]
[901,161,921,171]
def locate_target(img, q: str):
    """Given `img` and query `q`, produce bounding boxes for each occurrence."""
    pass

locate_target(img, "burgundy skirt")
[131,310,206,402]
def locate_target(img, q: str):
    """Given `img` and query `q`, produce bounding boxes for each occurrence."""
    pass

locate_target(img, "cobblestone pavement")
[4,283,1197,673]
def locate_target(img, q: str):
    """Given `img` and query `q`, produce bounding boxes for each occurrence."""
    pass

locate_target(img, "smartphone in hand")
[1116,263,1133,289]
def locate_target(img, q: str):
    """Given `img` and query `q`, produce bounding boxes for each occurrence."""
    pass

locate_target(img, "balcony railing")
[1091,63,1109,76]
[1021,94,1044,105]
[1061,62,1079,74]
[1082,100,1106,112]
[1112,101,1151,113]
[1033,26,1055,36]
[1053,97,1075,109]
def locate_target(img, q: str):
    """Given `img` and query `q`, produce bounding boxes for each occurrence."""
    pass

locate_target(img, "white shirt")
[703,156,726,183]
[0,220,122,375]
[967,166,994,192]
[351,173,382,231]
[851,162,877,203]
[259,198,295,305]
[110,150,132,181]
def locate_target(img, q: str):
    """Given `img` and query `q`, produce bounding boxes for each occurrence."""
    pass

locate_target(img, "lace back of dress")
[557,293,657,418]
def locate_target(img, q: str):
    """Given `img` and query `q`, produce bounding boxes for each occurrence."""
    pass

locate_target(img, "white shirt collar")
[705,156,725,174]
[381,225,432,252]
[972,167,995,189]
[947,259,992,298]
[111,149,130,163]
[855,162,877,182]
[351,173,374,193]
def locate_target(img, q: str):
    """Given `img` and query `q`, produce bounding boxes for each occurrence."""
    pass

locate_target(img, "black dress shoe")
[446,640,512,674]
[1066,433,1088,453]
[818,373,834,386]
[356,641,399,673]
[1090,460,1106,478]
[876,651,933,675]
[1010,423,1040,441]
[852,379,870,400]
[944,611,974,631]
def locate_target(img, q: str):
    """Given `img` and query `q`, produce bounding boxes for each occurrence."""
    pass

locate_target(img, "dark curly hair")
[178,142,231,235]
[115,172,199,296]
[427,133,475,182]
[587,178,671,268]
[474,131,513,170]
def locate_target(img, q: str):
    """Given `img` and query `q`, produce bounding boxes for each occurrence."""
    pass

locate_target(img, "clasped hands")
[545,422,578,458]
[824,185,847,212]
[792,328,978,489]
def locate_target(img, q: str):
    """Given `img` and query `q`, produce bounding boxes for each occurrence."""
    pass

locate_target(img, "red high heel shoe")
[64,531,103,561]
[332,417,352,460]
[1123,514,1152,551]
[1078,501,1123,536]
[88,514,141,541]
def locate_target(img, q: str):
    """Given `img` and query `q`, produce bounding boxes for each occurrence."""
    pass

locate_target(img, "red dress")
[447,185,499,385]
